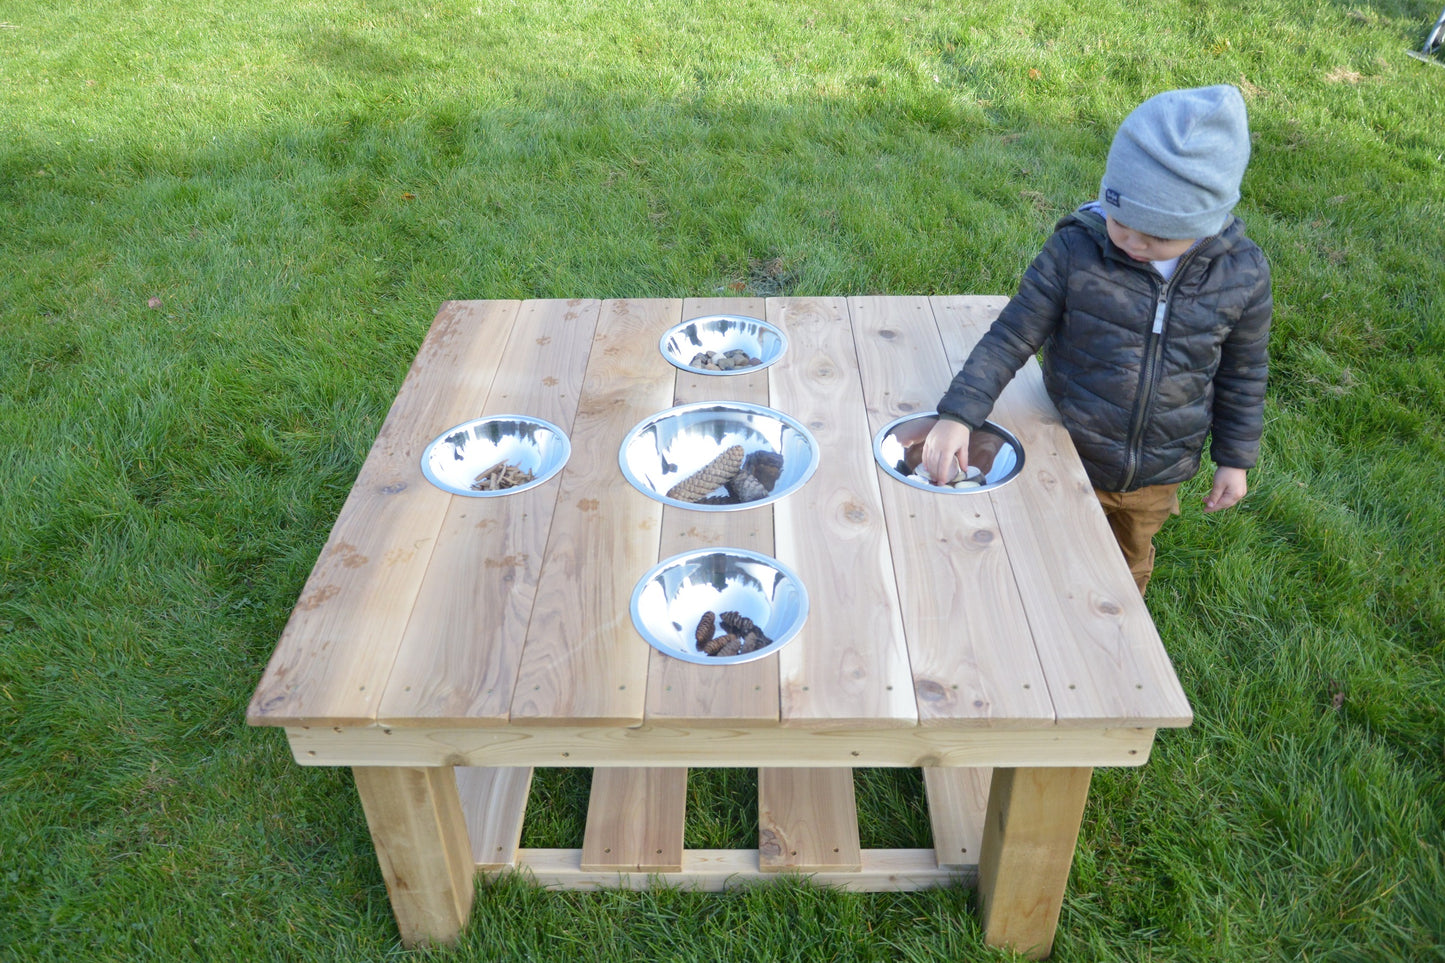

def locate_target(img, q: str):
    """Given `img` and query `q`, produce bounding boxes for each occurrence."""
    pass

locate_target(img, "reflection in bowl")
[619,402,819,511]
[659,315,787,376]
[420,415,571,497]
[630,549,808,665]
[872,413,1024,494]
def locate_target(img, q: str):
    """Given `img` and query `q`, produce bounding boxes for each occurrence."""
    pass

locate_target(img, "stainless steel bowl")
[659,315,787,375]
[873,412,1024,494]
[420,415,571,497]
[619,402,819,511]
[630,549,808,665]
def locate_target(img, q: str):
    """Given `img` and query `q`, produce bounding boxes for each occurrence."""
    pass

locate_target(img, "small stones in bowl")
[659,315,787,376]
[689,349,764,372]
[910,463,985,490]
[871,413,1024,495]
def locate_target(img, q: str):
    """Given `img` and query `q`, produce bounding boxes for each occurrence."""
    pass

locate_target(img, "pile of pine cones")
[665,445,785,505]
[694,609,774,657]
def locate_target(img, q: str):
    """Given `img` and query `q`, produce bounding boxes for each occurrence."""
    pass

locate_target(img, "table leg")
[976,766,1093,960]
[353,766,475,948]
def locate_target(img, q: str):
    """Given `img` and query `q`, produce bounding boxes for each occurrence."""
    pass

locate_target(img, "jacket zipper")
[1118,247,1205,490]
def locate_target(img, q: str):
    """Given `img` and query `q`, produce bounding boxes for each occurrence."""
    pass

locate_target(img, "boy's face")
[1105,215,1196,263]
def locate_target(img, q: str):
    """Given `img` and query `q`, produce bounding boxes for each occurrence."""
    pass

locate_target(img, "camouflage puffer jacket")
[937,207,1272,492]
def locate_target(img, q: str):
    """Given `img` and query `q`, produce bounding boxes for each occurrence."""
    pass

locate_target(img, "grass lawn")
[2,0,1443,960]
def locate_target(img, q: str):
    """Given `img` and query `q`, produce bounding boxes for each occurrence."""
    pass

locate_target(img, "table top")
[247,297,1192,737]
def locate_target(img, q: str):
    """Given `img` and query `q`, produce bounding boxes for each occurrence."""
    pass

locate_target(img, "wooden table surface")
[249,295,1191,738]
[247,296,1193,958]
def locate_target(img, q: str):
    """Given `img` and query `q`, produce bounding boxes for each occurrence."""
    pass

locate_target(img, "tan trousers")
[1094,484,1182,596]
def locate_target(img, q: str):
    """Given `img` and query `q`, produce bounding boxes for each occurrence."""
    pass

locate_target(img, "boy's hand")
[921,420,971,487]
[1203,466,1248,512]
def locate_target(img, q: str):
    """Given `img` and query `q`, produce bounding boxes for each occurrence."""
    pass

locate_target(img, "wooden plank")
[767,297,916,729]
[248,300,522,727]
[287,723,1158,769]
[508,299,681,726]
[977,766,1093,960]
[455,766,533,870]
[643,506,778,725]
[923,767,992,868]
[491,848,973,890]
[932,296,1193,728]
[847,296,1053,728]
[580,767,688,872]
[380,300,603,725]
[353,766,475,948]
[646,297,779,727]
[757,768,862,872]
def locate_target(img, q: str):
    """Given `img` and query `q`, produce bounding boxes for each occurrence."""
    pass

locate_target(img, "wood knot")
[878,328,897,340]
[915,679,950,703]
[971,530,994,544]
[842,501,868,524]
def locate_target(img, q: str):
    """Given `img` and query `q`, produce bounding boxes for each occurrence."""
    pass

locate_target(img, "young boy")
[921,84,1272,595]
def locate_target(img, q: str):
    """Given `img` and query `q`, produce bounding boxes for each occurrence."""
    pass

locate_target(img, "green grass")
[3,0,1443,960]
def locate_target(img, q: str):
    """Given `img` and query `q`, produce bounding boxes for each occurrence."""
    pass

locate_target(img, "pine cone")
[742,451,784,492]
[726,469,769,503]
[694,611,716,649]
[701,633,737,656]
[715,636,744,657]
[739,628,772,654]
[719,610,755,636]
[666,445,745,503]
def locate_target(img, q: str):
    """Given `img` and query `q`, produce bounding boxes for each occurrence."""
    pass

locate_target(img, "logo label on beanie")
[1105,187,1121,207]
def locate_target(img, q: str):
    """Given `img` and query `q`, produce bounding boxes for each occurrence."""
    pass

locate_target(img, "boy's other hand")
[1203,466,1248,512]
[921,420,971,487]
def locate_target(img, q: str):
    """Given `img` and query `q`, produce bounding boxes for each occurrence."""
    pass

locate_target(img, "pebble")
[688,349,763,371]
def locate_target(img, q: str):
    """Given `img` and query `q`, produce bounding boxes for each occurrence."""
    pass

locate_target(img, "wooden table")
[247,296,1193,960]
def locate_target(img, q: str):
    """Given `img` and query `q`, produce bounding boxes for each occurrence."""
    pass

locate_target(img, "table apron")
[284,724,1157,768]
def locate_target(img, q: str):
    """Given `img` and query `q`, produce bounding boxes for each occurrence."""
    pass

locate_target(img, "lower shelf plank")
[581,767,688,872]
[482,848,976,892]
[923,766,992,869]
[758,767,862,873]
[455,766,533,870]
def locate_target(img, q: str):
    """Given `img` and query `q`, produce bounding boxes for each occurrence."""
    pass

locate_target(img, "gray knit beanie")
[1098,85,1251,240]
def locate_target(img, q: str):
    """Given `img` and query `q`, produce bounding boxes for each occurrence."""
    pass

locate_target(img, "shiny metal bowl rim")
[420,413,572,498]
[872,411,1025,494]
[629,547,809,666]
[658,314,789,376]
[618,401,820,512]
